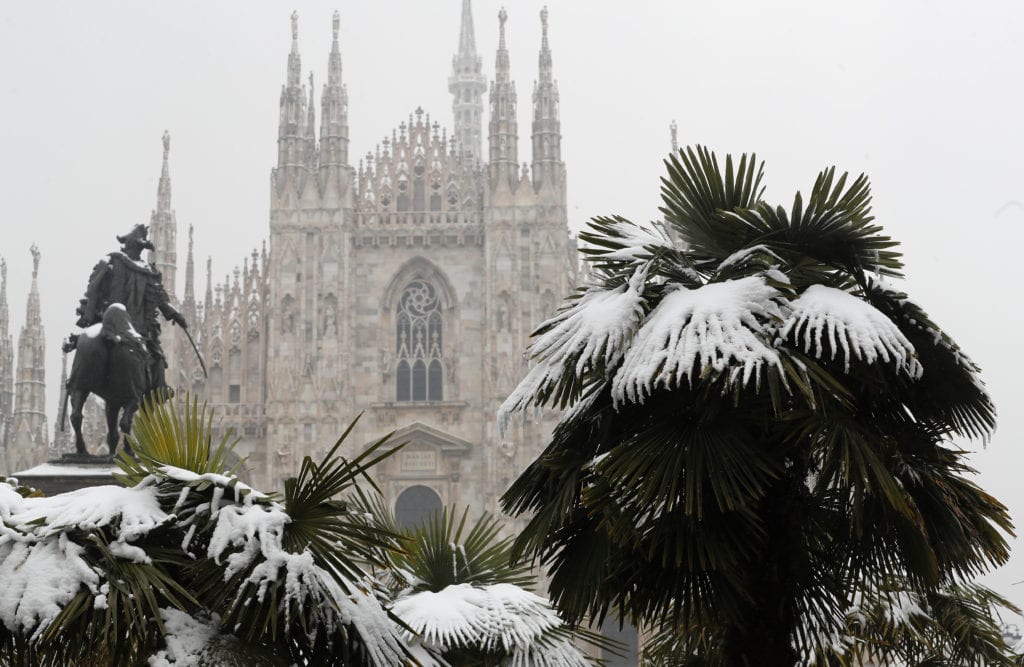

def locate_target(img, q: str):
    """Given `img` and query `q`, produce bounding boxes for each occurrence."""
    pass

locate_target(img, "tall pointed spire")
[530,6,562,192]
[449,0,487,162]
[183,225,196,311]
[205,256,213,316]
[52,350,69,456]
[0,258,13,454]
[488,7,518,190]
[157,130,172,212]
[277,10,308,170]
[10,245,47,472]
[288,10,301,88]
[306,71,317,168]
[149,131,178,299]
[319,10,350,170]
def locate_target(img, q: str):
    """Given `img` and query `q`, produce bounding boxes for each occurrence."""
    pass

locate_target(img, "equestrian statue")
[62,224,196,457]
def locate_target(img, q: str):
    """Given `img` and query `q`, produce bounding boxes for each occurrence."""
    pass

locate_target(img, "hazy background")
[1,1,1021,609]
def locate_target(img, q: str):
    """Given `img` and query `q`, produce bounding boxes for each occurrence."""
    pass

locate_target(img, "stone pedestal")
[11,458,119,495]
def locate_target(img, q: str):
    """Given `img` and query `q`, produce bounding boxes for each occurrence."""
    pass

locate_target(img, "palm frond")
[116,394,243,487]
[659,146,765,268]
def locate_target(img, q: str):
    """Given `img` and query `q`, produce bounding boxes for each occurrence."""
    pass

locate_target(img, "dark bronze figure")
[64,224,188,457]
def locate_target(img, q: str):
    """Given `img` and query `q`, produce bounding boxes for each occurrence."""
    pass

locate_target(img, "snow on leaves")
[613,276,786,404]
[0,535,100,639]
[393,583,589,667]
[500,265,648,420]
[782,284,922,379]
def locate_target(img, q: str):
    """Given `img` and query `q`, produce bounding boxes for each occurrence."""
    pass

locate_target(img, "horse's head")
[102,304,146,350]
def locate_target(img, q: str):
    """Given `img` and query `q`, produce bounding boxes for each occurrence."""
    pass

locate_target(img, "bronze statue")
[64,224,188,457]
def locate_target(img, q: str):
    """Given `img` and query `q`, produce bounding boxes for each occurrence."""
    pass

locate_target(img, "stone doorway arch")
[394,484,443,530]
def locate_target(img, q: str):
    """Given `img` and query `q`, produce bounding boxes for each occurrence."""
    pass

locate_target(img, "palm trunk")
[722,460,808,667]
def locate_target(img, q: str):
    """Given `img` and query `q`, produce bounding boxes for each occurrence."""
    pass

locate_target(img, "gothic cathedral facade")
[141,3,576,514]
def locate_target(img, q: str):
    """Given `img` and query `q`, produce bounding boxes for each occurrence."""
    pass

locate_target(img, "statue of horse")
[66,303,153,457]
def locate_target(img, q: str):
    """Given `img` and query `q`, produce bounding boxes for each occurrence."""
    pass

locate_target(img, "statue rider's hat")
[117,224,155,251]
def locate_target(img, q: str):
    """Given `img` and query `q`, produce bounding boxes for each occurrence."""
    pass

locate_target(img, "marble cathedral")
[34,2,576,521]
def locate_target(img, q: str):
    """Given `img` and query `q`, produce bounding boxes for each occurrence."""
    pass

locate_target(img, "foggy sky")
[1,1,1021,607]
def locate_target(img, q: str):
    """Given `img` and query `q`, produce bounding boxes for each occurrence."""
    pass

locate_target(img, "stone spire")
[10,245,47,472]
[277,11,309,170]
[0,258,13,453]
[449,0,486,162]
[204,256,213,319]
[306,71,318,168]
[319,10,350,169]
[530,6,562,192]
[149,131,178,299]
[52,350,69,457]
[670,120,678,152]
[183,225,196,321]
[488,8,518,191]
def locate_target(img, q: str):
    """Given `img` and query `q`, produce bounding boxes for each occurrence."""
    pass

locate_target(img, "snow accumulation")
[0,471,405,665]
[393,583,589,667]
[499,265,648,420]
[147,608,220,666]
[612,276,786,404]
[717,244,784,273]
[591,219,672,264]
[8,481,169,540]
[0,482,168,637]
[781,284,922,378]
[82,322,103,339]
[0,534,100,639]
[11,462,119,477]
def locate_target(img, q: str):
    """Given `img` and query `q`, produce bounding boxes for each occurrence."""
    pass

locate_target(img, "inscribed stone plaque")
[402,449,437,473]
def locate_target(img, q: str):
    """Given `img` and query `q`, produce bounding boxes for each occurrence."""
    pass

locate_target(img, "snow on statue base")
[10,459,119,495]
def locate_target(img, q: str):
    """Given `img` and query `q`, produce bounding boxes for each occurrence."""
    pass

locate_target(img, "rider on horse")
[73,223,187,397]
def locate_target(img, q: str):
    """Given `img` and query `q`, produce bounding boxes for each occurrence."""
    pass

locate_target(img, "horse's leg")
[69,389,88,455]
[105,401,121,457]
[120,401,139,458]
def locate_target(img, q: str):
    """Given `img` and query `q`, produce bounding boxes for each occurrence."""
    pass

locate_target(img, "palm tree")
[499,147,1019,666]
[0,397,408,666]
[352,494,599,667]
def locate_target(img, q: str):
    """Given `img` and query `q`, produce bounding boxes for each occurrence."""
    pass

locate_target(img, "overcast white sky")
[1,1,1022,607]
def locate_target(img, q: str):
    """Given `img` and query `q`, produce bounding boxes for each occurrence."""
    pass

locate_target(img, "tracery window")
[396,280,443,402]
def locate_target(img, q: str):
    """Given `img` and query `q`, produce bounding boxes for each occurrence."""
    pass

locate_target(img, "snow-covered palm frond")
[500,265,648,420]
[612,276,786,404]
[394,583,589,667]
[0,401,410,666]
[781,284,923,378]
[579,216,674,267]
[502,147,1014,666]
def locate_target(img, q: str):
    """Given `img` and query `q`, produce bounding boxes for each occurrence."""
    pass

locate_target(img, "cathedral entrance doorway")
[395,484,443,529]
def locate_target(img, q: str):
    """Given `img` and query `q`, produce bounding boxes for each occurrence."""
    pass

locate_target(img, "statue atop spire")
[291,10,299,43]
[670,120,678,152]
[531,6,562,193]
[332,9,340,41]
[162,130,170,161]
[498,7,508,49]
[30,245,40,280]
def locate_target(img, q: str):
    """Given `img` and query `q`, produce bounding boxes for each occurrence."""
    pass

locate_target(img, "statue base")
[11,457,121,495]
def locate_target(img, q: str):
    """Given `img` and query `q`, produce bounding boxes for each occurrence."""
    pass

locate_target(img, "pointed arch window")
[396,280,443,402]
